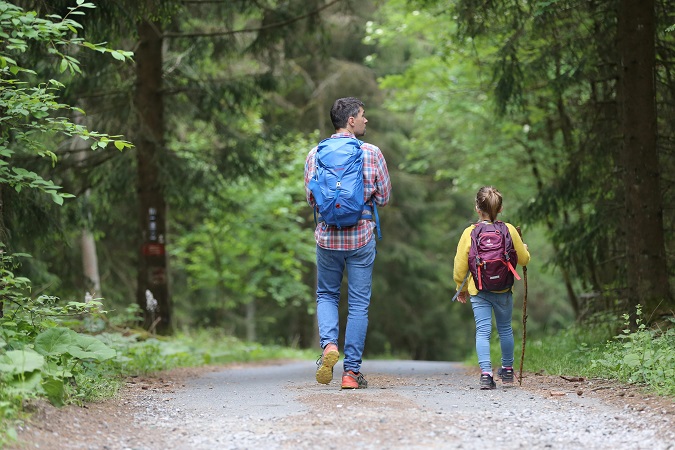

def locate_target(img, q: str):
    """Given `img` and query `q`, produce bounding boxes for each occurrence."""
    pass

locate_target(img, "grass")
[522,321,614,377]
[470,308,675,396]
[85,328,316,401]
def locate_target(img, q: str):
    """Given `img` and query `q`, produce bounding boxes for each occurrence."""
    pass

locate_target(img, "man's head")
[330,97,367,137]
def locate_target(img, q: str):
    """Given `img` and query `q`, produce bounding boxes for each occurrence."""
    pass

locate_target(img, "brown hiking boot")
[315,343,339,384]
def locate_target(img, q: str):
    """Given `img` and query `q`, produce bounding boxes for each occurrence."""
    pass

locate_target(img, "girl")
[453,186,530,389]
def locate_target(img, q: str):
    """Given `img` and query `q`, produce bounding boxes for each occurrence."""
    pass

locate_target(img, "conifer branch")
[166,0,343,38]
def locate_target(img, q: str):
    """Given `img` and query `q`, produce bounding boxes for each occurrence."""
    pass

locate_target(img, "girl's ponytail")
[476,186,503,222]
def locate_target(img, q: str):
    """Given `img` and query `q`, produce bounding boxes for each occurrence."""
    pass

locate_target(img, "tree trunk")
[135,19,172,334]
[617,0,672,319]
[246,300,256,342]
[73,111,102,300]
[0,185,5,318]
[81,223,101,297]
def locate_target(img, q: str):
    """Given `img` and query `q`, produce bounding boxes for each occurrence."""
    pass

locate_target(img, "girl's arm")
[453,226,473,287]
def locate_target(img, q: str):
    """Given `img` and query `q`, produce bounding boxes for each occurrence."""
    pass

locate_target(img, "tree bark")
[246,300,256,342]
[135,19,172,334]
[72,112,102,300]
[81,224,101,297]
[617,0,672,319]
[0,185,5,318]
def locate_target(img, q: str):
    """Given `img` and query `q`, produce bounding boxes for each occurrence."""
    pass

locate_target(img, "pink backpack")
[468,221,520,291]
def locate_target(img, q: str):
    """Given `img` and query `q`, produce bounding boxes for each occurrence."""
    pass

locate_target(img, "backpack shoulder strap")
[470,221,484,236]
[495,221,521,280]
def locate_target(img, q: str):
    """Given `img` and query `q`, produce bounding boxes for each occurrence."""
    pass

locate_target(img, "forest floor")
[7,360,675,450]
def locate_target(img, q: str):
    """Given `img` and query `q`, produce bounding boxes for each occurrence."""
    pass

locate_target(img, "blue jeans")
[470,290,515,374]
[315,238,376,373]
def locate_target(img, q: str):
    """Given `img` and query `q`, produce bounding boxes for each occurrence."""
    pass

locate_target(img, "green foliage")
[0,250,117,443]
[0,292,313,446]
[370,0,675,322]
[361,0,575,354]
[591,307,675,395]
[0,2,135,444]
[521,314,617,375]
[366,2,528,195]
[98,329,313,376]
[171,133,316,331]
[518,308,675,396]
[0,239,313,444]
[0,0,133,205]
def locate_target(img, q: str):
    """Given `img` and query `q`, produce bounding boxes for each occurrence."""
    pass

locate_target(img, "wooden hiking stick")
[517,226,528,386]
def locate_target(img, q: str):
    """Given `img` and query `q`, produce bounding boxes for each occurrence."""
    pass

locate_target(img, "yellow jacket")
[453,222,530,295]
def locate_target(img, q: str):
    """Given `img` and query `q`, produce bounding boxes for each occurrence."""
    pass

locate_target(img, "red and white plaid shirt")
[305,132,392,250]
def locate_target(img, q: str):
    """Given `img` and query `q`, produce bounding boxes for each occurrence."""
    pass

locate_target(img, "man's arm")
[304,148,317,207]
[373,148,391,206]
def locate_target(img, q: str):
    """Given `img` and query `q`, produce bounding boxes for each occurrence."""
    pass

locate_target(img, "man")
[304,97,392,389]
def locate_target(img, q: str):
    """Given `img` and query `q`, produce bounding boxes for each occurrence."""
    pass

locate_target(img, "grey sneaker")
[480,373,496,390]
[498,366,514,384]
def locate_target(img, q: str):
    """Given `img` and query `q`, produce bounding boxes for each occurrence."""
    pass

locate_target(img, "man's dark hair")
[330,97,364,130]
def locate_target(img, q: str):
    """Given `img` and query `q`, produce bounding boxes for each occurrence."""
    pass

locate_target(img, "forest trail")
[9,360,675,449]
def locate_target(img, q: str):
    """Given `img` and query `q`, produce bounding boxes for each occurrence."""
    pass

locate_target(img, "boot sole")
[315,350,339,384]
[340,382,367,389]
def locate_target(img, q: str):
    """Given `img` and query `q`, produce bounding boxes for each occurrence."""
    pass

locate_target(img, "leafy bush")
[591,306,675,395]
[0,250,118,444]
[0,256,314,446]
[515,307,675,396]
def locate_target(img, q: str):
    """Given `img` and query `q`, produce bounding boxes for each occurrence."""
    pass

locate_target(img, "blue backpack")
[308,137,381,239]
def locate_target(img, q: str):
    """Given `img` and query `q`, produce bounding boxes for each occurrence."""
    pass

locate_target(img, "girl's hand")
[456,291,468,304]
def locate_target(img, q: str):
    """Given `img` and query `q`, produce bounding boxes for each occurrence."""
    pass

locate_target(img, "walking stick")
[517,226,528,386]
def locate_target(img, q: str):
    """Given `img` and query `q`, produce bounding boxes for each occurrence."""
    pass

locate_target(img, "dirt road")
[10,359,675,449]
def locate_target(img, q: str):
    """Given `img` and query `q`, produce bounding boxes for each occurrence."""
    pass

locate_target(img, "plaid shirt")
[305,132,392,250]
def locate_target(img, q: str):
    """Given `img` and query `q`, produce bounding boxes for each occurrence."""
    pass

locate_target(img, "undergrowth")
[0,292,313,447]
[515,307,675,396]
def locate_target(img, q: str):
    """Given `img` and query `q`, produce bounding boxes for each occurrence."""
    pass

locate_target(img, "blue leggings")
[470,290,514,373]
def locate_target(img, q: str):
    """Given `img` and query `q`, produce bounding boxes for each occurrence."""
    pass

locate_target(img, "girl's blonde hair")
[476,186,503,222]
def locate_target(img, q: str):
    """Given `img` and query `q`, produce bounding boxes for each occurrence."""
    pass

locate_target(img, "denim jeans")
[316,238,376,373]
[470,290,515,374]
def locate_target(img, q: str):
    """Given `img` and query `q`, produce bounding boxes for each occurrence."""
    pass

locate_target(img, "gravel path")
[11,359,675,449]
